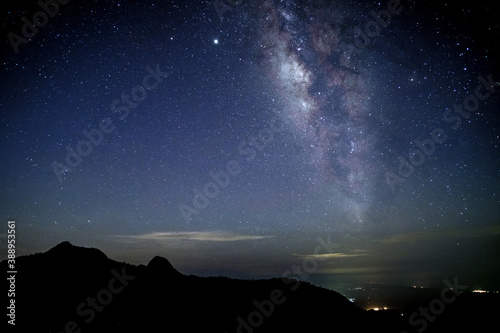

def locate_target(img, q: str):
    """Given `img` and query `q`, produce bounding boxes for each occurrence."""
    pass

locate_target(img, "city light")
[472,289,487,293]
[369,307,388,311]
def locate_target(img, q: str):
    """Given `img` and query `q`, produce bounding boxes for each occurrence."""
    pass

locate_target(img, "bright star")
[214,39,219,44]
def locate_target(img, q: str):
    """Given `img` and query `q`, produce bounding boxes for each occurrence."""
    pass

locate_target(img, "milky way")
[257,0,377,223]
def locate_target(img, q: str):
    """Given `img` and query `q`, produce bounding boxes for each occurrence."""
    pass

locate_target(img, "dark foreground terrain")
[2,242,498,333]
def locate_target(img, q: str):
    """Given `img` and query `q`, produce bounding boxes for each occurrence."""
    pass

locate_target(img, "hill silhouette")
[2,242,497,333]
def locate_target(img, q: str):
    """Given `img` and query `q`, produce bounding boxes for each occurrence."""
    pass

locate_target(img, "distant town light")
[369,306,388,311]
[472,289,487,293]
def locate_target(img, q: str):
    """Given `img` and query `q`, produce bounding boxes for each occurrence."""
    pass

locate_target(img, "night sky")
[1,0,499,292]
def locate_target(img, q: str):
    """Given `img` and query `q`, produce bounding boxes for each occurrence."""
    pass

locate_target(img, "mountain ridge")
[3,242,496,333]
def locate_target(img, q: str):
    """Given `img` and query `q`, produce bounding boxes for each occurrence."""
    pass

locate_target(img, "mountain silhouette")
[2,242,497,333]
[146,255,182,279]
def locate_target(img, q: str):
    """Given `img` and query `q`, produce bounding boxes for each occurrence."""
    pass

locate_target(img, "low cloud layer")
[379,225,500,245]
[114,231,272,242]
[297,252,369,259]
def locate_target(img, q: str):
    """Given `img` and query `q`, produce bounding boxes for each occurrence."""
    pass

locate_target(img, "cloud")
[317,266,384,275]
[296,252,369,259]
[114,231,272,242]
[379,224,500,244]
